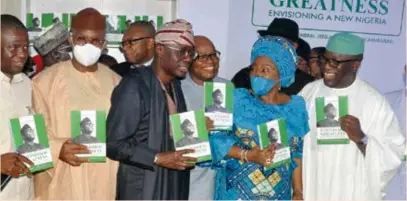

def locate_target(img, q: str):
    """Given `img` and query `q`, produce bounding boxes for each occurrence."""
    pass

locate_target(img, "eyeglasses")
[73,36,105,48]
[120,37,151,49]
[162,44,198,60]
[195,51,221,62]
[321,56,359,67]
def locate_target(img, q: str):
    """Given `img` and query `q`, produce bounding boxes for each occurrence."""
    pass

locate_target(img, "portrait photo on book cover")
[317,102,340,127]
[205,89,228,113]
[17,124,45,154]
[176,119,204,147]
[72,117,101,144]
[267,127,283,149]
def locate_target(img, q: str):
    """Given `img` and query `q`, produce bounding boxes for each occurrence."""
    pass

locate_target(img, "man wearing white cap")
[300,32,405,200]
[33,21,71,68]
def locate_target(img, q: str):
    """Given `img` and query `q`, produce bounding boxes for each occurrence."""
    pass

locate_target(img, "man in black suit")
[231,18,314,95]
[110,21,155,77]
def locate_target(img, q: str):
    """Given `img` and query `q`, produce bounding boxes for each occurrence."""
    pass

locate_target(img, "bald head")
[190,35,220,84]
[72,8,105,31]
[194,35,215,49]
[124,21,156,38]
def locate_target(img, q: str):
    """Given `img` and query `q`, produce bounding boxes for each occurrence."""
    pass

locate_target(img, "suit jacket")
[109,62,133,77]
[106,67,190,200]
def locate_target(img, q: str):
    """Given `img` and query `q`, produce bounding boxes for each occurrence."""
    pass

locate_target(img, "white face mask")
[73,43,102,67]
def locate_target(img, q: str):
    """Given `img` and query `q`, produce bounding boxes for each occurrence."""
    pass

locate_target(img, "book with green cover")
[71,110,106,162]
[257,118,291,170]
[9,114,53,173]
[315,96,349,145]
[170,110,211,163]
[203,82,234,130]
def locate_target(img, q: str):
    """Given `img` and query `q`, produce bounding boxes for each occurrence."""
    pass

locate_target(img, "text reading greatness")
[268,0,389,25]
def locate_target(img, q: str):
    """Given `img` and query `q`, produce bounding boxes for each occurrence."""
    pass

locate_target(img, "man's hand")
[292,191,303,200]
[340,115,364,143]
[247,145,276,166]
[205,117,214,131]
[59,140,90,166]
[1,153,34,177]
[154,149,198,170]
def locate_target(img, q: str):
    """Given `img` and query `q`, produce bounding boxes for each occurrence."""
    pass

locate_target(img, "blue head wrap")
[250,36,298,87]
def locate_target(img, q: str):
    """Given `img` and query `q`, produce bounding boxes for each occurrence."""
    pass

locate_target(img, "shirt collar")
[0,71,24,84]
[132,57,154,69]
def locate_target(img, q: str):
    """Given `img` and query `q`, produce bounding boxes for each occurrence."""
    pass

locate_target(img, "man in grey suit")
[17,124,45,154]
[317,103,340,127]
[175,119,204,147]
[205,89,228,113]
[72,117,100,144]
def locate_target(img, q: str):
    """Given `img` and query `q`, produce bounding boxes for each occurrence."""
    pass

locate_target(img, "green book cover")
[203,82,234,130]
[257,118,291,170]
[71,110,106,163]
[170,110,212,163]
[9,114,54,173]
[315,96,349,145]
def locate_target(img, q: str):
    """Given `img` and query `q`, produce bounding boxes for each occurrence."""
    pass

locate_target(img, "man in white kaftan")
[300,32,405,200]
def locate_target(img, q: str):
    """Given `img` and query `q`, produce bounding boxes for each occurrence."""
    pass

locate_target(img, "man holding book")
[300,32,405,200]
[107,19,199,200]
[180,35,228,200]
[0,14,35,200]
[32,8,121,199]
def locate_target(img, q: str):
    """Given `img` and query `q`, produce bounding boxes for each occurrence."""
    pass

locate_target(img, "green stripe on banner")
[157,16,164,27]
[339,96,348,117]
[315,97,325,121]
[10,118,23,147]
[142,15,149,21]
[34,115,49,147]
[226,83,234,113]
[26,13,33,28]
[42,13,54,28]
[117,15,126,33]
[135,16,141,22]
[62,13,70,27]
[70,13,76,24]
[96,111,106,143]
[204,82,214,108]
[70,111,81,138]
[195,110,208,141]
[258,124,269,149]
[170,114,182,142]
[278,119,289,146]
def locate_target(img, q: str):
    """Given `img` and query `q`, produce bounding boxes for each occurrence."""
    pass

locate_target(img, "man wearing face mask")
[300,32,405,200]
[32,8,121,200]
[107,19,202,200]
[33,21,71,68]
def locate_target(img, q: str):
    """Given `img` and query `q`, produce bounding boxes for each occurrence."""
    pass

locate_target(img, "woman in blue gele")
[209,36,309,200]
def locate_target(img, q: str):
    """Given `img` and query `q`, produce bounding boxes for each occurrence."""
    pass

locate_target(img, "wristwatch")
[153,155,158,164]
[357,135,368,145]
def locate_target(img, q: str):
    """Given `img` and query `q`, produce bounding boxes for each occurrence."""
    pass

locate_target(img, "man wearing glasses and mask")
[110,21,155,76]
[181,35,227,200]
[300,32,405,200]
[32,8,121,200]
[33,21,71,68]
[107,19,209,200]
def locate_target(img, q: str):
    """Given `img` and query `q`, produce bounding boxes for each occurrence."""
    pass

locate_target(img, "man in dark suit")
[110,21,155,77]
[231,18,314,95]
